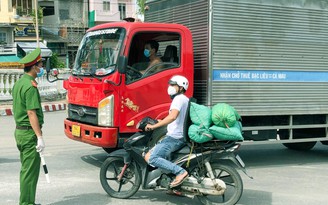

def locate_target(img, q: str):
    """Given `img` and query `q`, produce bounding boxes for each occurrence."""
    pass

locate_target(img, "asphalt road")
[1,111,328,205]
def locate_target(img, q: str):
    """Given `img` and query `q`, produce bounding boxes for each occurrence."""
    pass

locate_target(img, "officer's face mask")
[35,67,44,78]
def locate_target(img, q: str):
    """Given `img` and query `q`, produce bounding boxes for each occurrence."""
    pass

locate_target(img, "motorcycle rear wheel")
[196,163,243,205]
[100,156,141,199]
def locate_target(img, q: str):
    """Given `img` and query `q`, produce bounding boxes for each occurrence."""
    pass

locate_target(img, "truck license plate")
[72,125,81,137]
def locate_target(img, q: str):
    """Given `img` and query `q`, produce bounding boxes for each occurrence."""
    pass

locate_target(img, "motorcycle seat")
[173,146,191,154]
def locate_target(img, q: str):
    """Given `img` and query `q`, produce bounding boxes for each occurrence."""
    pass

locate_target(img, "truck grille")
[68,104,98,125]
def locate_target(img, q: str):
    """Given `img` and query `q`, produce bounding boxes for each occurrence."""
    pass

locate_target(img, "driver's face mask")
[144,49,150,57]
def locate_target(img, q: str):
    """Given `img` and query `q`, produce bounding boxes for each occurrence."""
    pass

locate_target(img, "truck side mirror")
[117,56,127,74]
[45,58,66,83]
[45,58,51,72]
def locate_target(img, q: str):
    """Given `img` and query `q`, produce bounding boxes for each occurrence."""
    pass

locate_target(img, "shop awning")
[0,55,21,62]
[17,42,53,57]
[0,55,22,68]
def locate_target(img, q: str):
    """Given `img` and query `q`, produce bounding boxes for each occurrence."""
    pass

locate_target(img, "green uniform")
[12,74,44,205]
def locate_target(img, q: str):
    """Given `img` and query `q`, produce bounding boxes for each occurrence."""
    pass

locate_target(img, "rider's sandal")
[170,172,188,188]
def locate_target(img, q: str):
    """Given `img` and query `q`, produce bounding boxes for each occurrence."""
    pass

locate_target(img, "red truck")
[62,22,194,152]
[54,0,328,152]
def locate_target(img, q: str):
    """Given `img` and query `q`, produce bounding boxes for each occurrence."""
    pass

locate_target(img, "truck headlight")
[98,95,114,126]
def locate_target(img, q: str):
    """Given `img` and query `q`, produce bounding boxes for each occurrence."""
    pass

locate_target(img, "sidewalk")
[0,100,67,116]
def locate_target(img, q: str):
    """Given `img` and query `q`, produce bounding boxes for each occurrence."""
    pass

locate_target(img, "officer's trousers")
[15,129,41,205]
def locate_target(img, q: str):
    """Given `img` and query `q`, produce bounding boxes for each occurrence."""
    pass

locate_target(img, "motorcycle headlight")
[98,95,114,126]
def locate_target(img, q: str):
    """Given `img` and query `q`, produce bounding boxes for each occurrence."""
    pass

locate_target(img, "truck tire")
[320,141,328,145]
[282,142,316,151]
[279,130,316,151]
[147,125,167,148]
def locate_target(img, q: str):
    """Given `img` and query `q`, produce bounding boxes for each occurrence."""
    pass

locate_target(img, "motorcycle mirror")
[45,58,51,72]
[51,68,59,77]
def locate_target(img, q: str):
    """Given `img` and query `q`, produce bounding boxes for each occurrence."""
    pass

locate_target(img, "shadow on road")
[131,190,203,205]
[80,152,108,168]
[238,143,328,168]
[78,144,328,205]
[49,190,203,205]
[49,193,112,205]
[238,189,272,205]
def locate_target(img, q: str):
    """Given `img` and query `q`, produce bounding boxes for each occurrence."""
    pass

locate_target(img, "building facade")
[89,0,137,26]
[0,0,138,68]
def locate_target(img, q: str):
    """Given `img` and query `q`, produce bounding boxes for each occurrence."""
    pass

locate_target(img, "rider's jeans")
[149,136,186,176]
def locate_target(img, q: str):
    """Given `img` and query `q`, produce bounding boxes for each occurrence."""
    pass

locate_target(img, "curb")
[0,102,67,116]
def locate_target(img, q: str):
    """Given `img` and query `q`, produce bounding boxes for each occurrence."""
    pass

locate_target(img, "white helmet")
[169,75,189,91]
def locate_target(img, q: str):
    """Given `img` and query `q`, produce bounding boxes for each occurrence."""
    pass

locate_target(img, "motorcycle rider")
[145,75,189,188]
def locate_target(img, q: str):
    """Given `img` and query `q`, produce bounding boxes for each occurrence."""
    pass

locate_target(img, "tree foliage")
[136,0,146,15]
[50,53,65,68]
[31,6,44,24]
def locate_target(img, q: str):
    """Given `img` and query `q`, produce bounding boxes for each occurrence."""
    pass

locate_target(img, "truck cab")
[63,22,194,149]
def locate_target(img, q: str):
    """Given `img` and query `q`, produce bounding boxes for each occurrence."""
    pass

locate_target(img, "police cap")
[19,48,42,67]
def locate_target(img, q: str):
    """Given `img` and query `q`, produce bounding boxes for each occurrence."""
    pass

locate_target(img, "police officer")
[12,48,45,205]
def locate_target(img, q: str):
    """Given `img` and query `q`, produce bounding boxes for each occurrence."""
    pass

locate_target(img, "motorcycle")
[100,116,251,205]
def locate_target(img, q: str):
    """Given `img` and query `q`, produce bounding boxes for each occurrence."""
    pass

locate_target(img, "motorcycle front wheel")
[197,163,243,205]
[100,156,141,199]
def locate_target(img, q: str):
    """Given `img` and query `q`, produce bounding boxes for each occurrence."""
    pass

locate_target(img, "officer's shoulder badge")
[31,80,38,87]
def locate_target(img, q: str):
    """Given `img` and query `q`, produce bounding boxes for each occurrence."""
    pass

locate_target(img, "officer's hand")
[36,136,45,152]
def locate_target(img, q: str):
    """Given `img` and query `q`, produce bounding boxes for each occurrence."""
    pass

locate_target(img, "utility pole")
[34,0,40,48]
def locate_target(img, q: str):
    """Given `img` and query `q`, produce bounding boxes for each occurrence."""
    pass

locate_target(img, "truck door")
[120,31,182,133]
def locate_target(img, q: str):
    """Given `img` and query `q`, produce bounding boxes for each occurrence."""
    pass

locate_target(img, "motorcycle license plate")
[235,155,245,168]
[72,125,81,137]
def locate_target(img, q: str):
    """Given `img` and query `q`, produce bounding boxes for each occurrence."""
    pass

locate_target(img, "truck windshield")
[73,28,125,76]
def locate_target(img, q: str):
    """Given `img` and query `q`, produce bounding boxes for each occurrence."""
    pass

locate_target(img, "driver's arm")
[148,58,162,68]
[142,58,163,75]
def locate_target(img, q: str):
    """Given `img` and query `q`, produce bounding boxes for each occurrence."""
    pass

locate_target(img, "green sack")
[189,102,212,128]
[209,121,243,141]
[211,103,241,128]
[188,124,213,143]
[233,107,241,122]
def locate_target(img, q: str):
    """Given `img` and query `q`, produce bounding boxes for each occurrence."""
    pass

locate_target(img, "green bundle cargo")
[209,121,243,141]
[188,102,243,143]
[188,124,213,143]
[211,103,241,128]
[189,102,212,128]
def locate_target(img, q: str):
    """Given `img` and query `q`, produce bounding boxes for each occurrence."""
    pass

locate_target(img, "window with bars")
[0,33,7,44]
[12,0,33,16]
[103,1,110,11]
[118,3,126,20]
